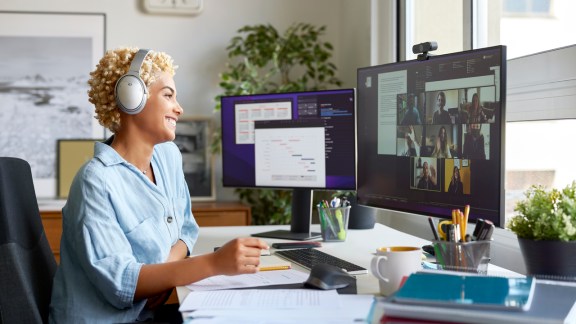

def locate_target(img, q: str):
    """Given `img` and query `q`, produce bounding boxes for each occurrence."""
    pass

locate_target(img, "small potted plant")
[507,182,576,279]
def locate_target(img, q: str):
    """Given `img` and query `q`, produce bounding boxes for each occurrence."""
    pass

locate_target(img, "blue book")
[378,277,576,324]
[391,272,536,311]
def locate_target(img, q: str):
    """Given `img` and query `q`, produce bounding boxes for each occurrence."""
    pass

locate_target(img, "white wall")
[0,0,371,200]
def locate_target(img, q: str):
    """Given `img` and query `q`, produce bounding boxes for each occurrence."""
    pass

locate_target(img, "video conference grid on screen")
[220,89,356,191]
[357,46,506,227]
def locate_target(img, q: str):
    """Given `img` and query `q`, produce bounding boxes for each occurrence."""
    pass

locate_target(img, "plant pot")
[518,237,576,280]
[347,195,376,229]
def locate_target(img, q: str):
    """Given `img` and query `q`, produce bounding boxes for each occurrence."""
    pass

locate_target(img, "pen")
[259,265,291,271]
[330,197,341,208]
[428,217,439,241]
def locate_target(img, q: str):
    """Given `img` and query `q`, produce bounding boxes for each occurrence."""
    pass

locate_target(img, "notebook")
[391,272,536,311]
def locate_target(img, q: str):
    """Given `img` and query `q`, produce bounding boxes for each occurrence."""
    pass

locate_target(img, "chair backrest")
[0,157,57,324]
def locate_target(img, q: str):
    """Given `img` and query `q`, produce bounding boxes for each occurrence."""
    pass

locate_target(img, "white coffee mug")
[370,246,422,296]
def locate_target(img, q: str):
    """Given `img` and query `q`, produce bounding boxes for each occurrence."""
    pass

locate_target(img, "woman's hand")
[211,237,269,275]
[429,166,437,185]
[166,240,188,263]
[144,289,172,310]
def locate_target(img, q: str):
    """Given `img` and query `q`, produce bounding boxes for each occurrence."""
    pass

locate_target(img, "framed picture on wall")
[173,117,216,201]
[57,139,103,198]
[0,11,106,198]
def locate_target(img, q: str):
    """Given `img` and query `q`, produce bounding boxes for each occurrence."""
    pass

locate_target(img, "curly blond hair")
[88,47,177,133]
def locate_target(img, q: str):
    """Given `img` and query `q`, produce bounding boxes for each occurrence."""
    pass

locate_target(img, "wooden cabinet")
[40,201,251,263]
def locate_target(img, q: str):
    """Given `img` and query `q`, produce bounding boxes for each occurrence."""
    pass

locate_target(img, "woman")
[49,47,268,323]
[432,91,451,124]
[431,126,452,158]
[448,166,464,195]
[468,93,487,124]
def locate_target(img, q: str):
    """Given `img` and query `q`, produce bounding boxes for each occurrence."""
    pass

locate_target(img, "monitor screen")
[356,46,506,228]
[221,89,357,239]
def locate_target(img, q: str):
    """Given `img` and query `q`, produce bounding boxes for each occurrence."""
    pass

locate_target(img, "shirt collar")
[94,136,125,167]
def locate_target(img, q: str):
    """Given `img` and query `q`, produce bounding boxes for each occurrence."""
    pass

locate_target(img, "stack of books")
[371,272,576,324]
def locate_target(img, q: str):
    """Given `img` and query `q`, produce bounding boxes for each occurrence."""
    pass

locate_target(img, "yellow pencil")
[259,265,291,271]
[459,210,465,240]
[463,205,470,235]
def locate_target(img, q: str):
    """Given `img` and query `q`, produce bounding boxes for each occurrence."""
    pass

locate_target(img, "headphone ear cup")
[115,73,147,115]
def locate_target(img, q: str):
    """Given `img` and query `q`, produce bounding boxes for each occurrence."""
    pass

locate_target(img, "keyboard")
[274,248,368,275]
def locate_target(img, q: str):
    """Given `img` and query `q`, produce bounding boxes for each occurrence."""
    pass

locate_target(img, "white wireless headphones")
[115,49,151,115]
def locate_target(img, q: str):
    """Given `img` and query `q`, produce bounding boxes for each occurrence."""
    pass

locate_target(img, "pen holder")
[318,206,351,242]
[433,240,491,274]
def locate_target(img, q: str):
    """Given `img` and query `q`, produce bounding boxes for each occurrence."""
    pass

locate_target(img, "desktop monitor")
[356,45,506,228]
[221,89,357,240]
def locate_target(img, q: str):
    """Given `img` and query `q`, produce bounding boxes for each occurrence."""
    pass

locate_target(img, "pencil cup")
[318,206,351,242]
[433,240,491,274]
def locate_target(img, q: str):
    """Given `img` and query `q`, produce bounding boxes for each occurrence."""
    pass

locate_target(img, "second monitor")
[221,89,357,240]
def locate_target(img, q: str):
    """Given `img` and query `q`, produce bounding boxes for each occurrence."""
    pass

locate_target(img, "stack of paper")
[180,264,374,323]
[180,289,374,323]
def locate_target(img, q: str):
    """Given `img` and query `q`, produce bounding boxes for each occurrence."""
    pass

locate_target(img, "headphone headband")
[128,49,151,75]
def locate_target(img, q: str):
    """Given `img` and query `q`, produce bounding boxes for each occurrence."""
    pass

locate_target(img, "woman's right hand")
[211,237,269,275]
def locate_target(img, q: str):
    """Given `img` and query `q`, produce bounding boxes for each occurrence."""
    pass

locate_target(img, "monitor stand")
[251,189,321,241]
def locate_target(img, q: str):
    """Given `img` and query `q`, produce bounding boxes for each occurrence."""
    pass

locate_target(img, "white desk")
[177,223,514,303]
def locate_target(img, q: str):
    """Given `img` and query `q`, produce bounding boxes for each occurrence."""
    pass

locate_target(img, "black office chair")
[0,157,57,324]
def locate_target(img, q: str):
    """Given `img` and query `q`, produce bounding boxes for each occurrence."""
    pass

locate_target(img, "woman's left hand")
[145,289,172,310]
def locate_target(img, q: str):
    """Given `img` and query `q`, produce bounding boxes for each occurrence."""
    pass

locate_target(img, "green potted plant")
[507,182,576,279]
[214,22,342,225]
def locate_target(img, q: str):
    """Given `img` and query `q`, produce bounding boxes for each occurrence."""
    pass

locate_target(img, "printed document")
[185,269,308,291]
[179,289,339,312]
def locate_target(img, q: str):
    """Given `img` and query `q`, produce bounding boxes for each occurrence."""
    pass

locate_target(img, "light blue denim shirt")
[49,140,199,323]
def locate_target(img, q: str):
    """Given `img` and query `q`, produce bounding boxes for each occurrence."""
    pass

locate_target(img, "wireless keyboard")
[274,248,368,275]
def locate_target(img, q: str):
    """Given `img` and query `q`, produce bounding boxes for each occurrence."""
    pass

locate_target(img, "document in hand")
[391,272,535,311]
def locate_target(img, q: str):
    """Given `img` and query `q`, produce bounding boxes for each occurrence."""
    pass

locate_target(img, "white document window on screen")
[254,126,326,188]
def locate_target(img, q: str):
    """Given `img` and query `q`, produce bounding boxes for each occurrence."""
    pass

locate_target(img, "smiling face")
[132,71,183,144]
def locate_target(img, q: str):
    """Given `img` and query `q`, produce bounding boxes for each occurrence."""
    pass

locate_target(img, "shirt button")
[167,216,173,223]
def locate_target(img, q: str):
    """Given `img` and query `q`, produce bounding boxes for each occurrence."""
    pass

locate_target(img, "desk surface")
[177,223,515,303]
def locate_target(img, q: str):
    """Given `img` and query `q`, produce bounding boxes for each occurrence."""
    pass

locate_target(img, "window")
[505,120,576,219]
[402,0,465,60]
[503,0,552,16]
[483,0,576,59]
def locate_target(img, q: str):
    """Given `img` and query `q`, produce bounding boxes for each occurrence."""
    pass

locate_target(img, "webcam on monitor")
[412,41,438,61]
